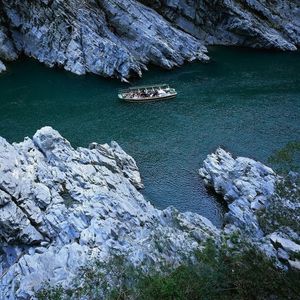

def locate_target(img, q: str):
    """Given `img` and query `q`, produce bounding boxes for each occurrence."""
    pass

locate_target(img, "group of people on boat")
[118,84,177,102]
[125,88,169,99]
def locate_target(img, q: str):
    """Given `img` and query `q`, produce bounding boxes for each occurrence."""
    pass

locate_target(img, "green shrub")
[268,141,300,174]
[36,284,65,300]
[107,240,300,300]
[37,240,300,300]
[257,173,300,235]
[36,142,300,300]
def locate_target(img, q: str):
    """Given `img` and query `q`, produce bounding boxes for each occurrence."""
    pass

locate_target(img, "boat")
[118,84,177,102]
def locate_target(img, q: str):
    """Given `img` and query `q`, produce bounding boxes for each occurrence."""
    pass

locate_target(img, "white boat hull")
[118,92,177,103]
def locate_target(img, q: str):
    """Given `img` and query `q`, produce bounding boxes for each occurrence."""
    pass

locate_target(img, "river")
[0,47,299,226]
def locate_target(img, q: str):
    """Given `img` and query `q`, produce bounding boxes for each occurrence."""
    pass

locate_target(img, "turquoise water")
[0,47,299,227]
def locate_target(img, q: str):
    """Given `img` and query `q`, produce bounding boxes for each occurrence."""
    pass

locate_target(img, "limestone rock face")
[0,8,18,62]
[0,129,299,298]
[0,6,18,73]
[0,0,298,79]
[199,148,276,237]
[141,0,300,51]
[0,127,218,299]
[199,148,300,269]
[0,0,208,80]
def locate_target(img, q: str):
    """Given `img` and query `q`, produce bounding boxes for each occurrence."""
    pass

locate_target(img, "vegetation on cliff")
[37,238,300,300]
[258,142,300,234]
[36,142,300,300]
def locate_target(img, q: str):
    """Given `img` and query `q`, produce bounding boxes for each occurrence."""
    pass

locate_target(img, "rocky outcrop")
[0,129,299,298]
[0,0,208,80]
[0,127,219,299]
[199,148,276,238]
[199,148,300,270]
[0,7,18,63]
[0,0,299,79]
[0,7,15,73]
[141,0,300,51]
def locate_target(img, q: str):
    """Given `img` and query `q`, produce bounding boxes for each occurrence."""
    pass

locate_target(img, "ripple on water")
[0,47,299,227]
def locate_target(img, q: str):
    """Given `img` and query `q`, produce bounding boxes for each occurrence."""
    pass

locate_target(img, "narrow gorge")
[0,1,299,299]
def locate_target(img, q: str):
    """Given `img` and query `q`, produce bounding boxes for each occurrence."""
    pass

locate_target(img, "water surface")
[0,47,299,227]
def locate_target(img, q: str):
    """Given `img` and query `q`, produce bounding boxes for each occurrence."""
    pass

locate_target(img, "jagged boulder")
[199,148,276,237]
[0,127,218,299]
[199,148,300,269]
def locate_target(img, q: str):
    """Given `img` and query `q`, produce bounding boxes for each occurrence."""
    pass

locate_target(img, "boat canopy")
[119,84,170,94]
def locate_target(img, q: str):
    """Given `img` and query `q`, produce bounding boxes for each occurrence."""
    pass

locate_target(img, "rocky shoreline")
[0,127,299,299]
[200,148,300,269]
[0,0,299,79]
[0,127,220,299]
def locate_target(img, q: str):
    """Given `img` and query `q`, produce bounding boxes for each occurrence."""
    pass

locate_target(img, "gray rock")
[270,232,300,254]
[277,247,289,261]
[0,131,298,298]
[142,0,300,50]
[0,127,219,299]
[288,259,300,270]
[199,147,300,268]
[199,147,276,238]
[0,8,18,62]
[89,140,144,189]
[0,0,298,79]
[0,0,207,80]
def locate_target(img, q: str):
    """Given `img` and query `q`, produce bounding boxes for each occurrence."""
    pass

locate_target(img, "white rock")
[199,147,300,269]
[199,148,276,237]
[270,233,300,254]
[0,0,299,79]
[288,259,300,270]
[0,127,218,299]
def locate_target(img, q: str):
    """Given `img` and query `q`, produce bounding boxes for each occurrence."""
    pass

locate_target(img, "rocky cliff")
[0,0,299,78]
[0,127,219,299]
[199,148,300,270]
[0,128,299,299]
